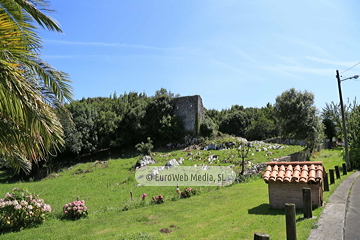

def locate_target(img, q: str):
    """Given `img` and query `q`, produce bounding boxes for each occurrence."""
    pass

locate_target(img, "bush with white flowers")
[0,188,52,232]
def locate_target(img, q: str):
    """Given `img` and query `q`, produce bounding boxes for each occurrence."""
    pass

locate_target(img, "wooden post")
[335,166,341,179]
[254,232,270,240]
[329,169,335,184]
[285,203,297,240]
[323,172,329,192]
[342,163,347,175]
[302,188,312,218]
[130,191,133,201]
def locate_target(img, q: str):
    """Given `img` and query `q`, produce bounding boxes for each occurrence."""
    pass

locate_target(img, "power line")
[341,61,360,74]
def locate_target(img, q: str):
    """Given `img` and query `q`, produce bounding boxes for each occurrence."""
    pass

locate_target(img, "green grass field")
[0,146,351,239]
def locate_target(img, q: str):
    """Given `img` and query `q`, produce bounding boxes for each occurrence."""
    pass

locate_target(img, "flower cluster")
[152,195,164,204]
[63,200,88,220]
[177,187,197,199]
[0,188,52,232]
[141,193,147,200]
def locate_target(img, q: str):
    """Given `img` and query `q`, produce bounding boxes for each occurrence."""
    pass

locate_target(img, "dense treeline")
[6,86,360,177]
[56,87,360,170]
[205,103,279,141]
[58,89,282,160]
[58,87,322,159]
[322,99,360,168]
[58,88,184,158]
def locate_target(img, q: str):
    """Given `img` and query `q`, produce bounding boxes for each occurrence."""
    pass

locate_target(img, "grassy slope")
[0,146,349,239]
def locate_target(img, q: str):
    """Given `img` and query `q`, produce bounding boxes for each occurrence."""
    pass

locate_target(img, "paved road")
[308,171,360,240]
[345,174,360,240]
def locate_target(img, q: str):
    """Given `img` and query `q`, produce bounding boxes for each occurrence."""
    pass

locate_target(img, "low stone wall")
[244,150,311,176]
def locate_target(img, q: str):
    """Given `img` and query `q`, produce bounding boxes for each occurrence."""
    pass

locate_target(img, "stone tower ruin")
[173,95,205,135]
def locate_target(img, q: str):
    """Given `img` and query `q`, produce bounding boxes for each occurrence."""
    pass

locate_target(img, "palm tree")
[0,0,73,173]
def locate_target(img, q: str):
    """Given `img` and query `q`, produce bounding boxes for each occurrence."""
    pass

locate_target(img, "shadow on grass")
[0,171,18,184]
[248,204,284,215]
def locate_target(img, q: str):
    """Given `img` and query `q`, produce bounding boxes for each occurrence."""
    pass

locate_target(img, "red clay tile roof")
[263,161,324,183]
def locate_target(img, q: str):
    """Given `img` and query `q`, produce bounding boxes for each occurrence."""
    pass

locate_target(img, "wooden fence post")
[302,188,312,218]
[323,172,329,192]
[329,169,335,184]
[342,163,347,175]
[254,232,270,240]
[334,166,341,179]
[285,203,297,240]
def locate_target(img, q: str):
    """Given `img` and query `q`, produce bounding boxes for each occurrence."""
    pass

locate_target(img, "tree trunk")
[240,157,245,175]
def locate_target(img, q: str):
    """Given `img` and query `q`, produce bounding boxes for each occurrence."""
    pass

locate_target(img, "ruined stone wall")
[173,95,205,135]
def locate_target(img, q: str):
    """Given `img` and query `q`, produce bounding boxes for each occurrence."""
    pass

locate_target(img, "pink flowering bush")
[177,187,197,199]
[0,188,52,232]
[63,200,88,220]
[152,195,164,204]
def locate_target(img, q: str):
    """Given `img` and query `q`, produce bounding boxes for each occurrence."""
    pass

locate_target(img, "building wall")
[173,95,205,135]
[268,182,323,209]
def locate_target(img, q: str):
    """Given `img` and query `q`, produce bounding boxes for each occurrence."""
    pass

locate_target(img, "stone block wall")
[268,181,323,209]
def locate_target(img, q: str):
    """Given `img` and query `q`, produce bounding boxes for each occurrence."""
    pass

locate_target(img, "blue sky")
[40,0,360,111]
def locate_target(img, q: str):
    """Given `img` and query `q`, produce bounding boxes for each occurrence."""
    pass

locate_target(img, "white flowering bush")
[63,200,88,220]
[0,188,52,232]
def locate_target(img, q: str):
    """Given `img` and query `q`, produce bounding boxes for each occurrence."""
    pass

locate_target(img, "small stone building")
[263,161,324,209]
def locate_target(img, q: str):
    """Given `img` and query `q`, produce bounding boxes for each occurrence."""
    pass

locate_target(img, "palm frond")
[0,0,72,174]
[11,0,62,32]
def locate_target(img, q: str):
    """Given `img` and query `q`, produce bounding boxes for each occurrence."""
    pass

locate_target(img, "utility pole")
[336,70,350,170]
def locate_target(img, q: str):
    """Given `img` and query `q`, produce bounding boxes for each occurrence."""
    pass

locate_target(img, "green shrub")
[0,188,52,232]
[200,118,216,138]
[135,137,154,155]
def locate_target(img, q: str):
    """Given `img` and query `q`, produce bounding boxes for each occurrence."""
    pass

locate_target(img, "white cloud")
[293,39,333,58]
[42,55,75,59]
[281,65,333,76]
[305,56,358,67]
[273,54,298,65]
[44,39,182,51]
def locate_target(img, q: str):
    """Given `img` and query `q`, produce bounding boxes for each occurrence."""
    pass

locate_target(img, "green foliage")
[322,99,360,167]
[322,101,343,140]
[219,109,248,136]
[275,88,323,151]
[62,200,88,220]
[0,0,73,175]
[322,118,337,141]
[348,104,360,168]
[245,114,277,140]
[207,103,278,141]
[55,88,185,161]
[135,138,154,156]
[0,188,52,232]
[200,117,217,137]
[143,90,183,144]
[65,101,98,155]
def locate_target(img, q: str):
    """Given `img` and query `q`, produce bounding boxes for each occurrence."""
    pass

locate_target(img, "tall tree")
[275,88,323,152]
[322,102,342,142]
[348,104,360,168]
[0,0,73,173]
